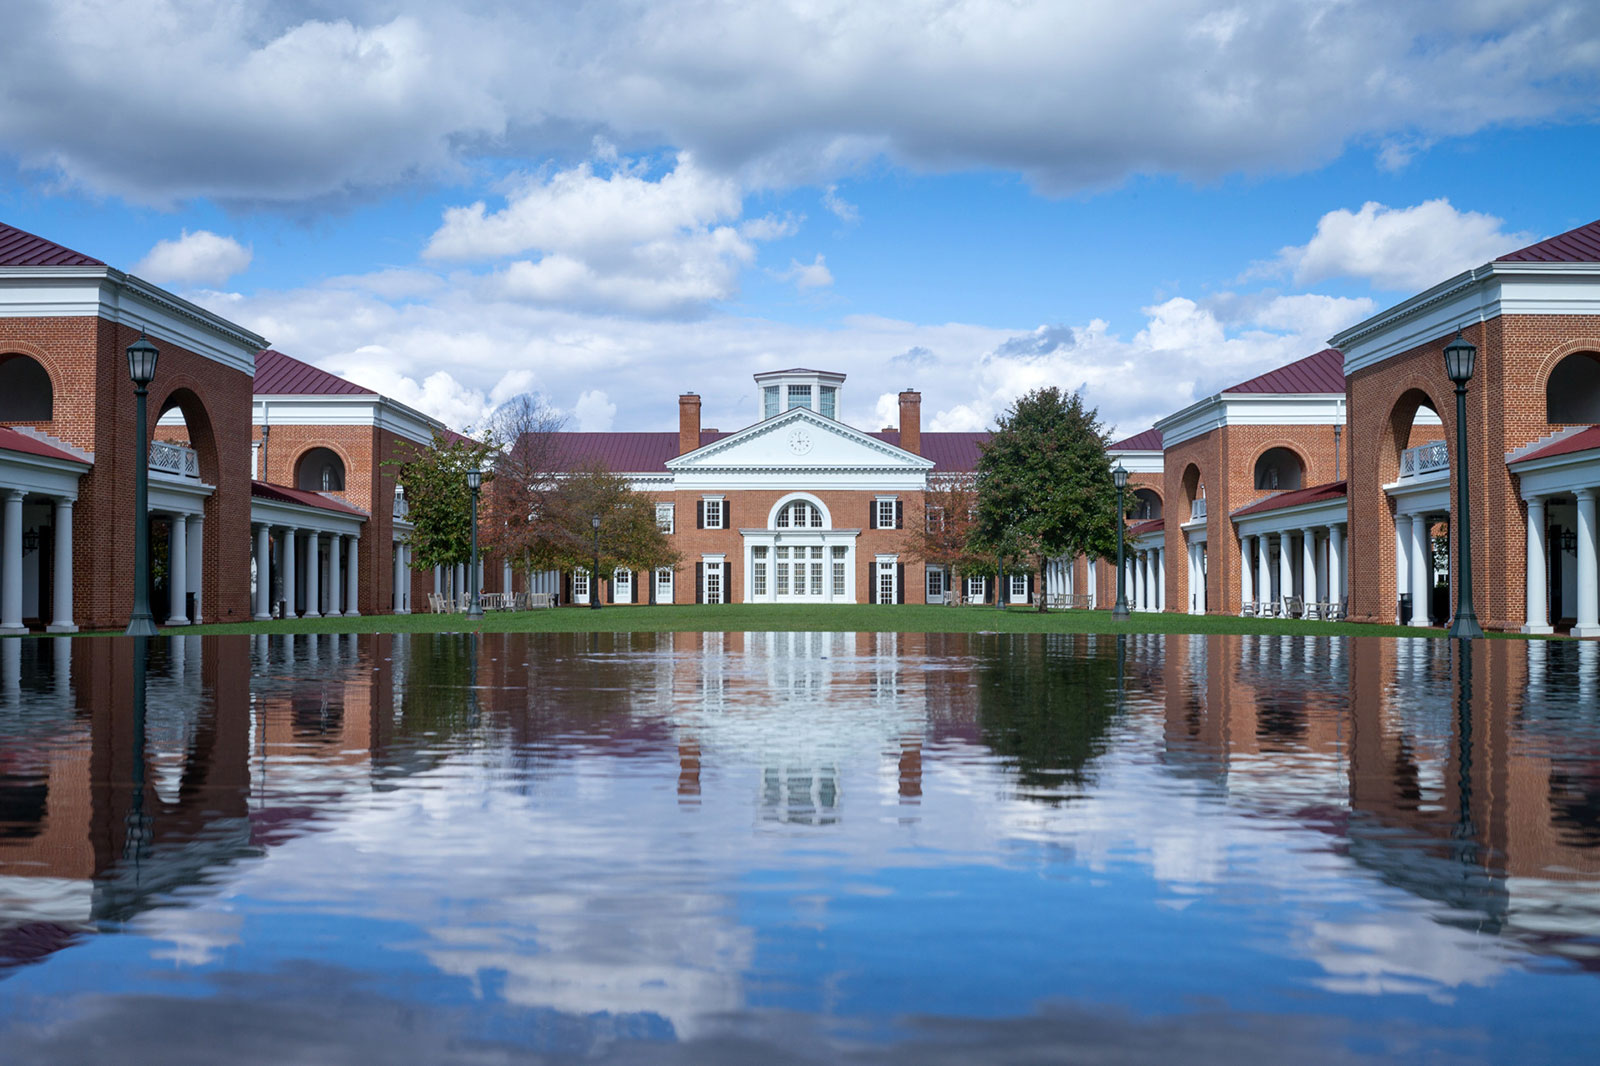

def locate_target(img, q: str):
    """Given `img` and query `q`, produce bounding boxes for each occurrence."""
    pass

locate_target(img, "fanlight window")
[1253,447,1303,492]
[1547,352,1600,424]
[296,447,346,492]
[775,500,825,529]
[0,354,52,421]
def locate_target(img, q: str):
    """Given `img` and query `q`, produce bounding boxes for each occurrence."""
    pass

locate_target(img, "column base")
[1522,624,1554,635]
[165,617,190,626]
[1574,625,1600,639]
[304,611,322,619]
[0,625,27,635]
[254,612,272,621]
[45,623,78,634]
[345,610,361,618]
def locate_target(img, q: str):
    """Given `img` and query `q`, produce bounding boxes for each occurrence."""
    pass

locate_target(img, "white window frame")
[876,559,898,605]
[752,546,768,597]
[703,496,725,530]
[832,547,848,598]
[763,385,780,419]
[966,575,985,603]
[926,566,946,601]
[656,566,674,604]
[875,496,897,530]
[819,386,837,419]
[787,384,812,410]
[656,502,675,534]
[574,568,590,604]
[704,558,725,604]
[1010,573,1028,603]
[614,568,633,604]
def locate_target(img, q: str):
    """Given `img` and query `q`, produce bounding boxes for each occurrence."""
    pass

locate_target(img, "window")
[574,568,590,600]
[764,385,780,419]
[878,561,897,605]
[705,561,723,604]
[656,567,674,602]
[703,498,724,529]
[787,384,811,410]
[753,547,768,596]
[926,506,944,533]
[776,547,790,595]
[876,498,897,530]
[656,503,675,533]
[832,547,847,597]
[1010,574,1028,602]
[820,386,837,419]
[967,575,985,602]
[776,500,823,529]
[614,568,633,604]
[810,546,824,596]
[927,567,945,599]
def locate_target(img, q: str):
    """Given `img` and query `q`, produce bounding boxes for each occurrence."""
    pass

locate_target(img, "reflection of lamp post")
[590,514,602,610]
[1112,464,1130,620]
[1444,329,1484,639]
[466,468,484,621]
[126,334,160,637]
[124,634,152,866]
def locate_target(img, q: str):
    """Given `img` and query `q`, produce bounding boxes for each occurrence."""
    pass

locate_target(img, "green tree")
[388,430,497,571]
[973,387,1122,610]
[516,463,680,589]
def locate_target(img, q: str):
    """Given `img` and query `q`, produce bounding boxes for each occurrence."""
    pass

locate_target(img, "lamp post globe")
[1443,329,1484,639]
[125,333,160,637]
[590,513,602,610]
[466,467,484,621]
[1111,463,1130,620]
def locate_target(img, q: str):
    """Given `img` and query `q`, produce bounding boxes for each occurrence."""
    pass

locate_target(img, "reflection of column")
[1278,531,1294,614]
[1256,533,1271,613]
[48,496,76,632]
[1328,524,1344,617]
[1302,527,1318,619]
[899,736,923,800]
[678,738,701,801]
[1,635,18,703]
[1409,513,1431,627]
[254,524,272,619]
[305,532,322,618]
[166,512,189,626]
[186,512,203,623]
[1576,488,1599,638]
[328,533,343,616]
[1524,496,1550,634]
[345,537,360,617]
[283,527,297,617]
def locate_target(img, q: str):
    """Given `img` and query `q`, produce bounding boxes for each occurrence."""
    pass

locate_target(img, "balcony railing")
[149,440,199,479]
[393,487,410,520]
[1190,498,1207,521]
[1399,441,1449,479]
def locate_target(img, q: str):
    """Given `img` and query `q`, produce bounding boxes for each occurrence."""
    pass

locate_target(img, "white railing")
[149,440,199,479]
[1399,441,1449,479]
[393,487,409,519]
[1190,498,1207,521]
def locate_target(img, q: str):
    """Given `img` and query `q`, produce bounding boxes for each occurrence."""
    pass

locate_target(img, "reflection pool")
[2,631,1599,1064]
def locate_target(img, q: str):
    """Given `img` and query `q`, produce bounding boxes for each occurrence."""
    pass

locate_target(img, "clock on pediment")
[787,426,814,455]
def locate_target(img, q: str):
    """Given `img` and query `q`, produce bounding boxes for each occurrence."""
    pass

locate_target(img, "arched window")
[1132,489,1162,521]
[1547,352,1600,424]
[296,447,346,492]
[0,354,52,421]
[1254,447,1304,492]
[774,500,824,529]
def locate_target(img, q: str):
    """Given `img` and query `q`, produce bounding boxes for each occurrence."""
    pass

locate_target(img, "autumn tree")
[389,430,497,572]
[972,387,1122,610]
[898,477,989,582]
[541,464,680,580]
[478,394,570,577]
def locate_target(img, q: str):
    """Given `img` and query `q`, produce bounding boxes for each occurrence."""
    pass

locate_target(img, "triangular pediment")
[667,408,933,471]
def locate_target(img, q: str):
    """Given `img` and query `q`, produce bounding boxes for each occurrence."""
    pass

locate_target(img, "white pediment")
[667,409,933,472]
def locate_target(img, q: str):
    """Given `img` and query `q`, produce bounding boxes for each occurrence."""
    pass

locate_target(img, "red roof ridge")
[1224,348,1345,395]
[254,349,377,396]
[1230,479,1348,519]
[1508,425,1600,466]
[1496,218,1600,264]
[251,480,369,517]
[0,426,93,466]
[1110,427,1162,451]
[0,221,104,268]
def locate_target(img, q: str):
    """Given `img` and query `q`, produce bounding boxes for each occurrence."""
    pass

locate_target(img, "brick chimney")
[898,389,921,455]
[679,392,701,455]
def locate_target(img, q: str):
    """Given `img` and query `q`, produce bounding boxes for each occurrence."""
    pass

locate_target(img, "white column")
[433,565,442,597]
[186,513,203,623]
[1302,527,1318,620]
[283,528,298,618]
[304,532,322,618]
[1328,525,1344,618]
[47,497,76,633]
[1524,497,1550,634]
[1257,533,1271,614]
[1278,532,1294,615]
[1156,547,1166,612]
[328,533,343,616]
[166,513,189,626]
[1395,517,1410,624]
[1409,513,1431,627]
[394,542,405,613]
[254,524,272,620]
[345,537,360,617]
[1239,536,1252,614]
[503,561,513,593]
[1576,488,1599,638]
[1131,551,1143,610]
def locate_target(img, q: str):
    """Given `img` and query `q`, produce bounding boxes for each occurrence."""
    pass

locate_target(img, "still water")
[1,632,1598,1064]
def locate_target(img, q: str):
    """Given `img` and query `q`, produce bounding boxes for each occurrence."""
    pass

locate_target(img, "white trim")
[1383,477,1451,517]
[1107,448,1163,474]
[667,406,934,473]
[1233,497,1348,538]
[249,496,366,537]
[0,448,88,499]
[251,395,445,446]
[1511,448,1600,500]
[1155,393,1345,449]
[768,492,832,529]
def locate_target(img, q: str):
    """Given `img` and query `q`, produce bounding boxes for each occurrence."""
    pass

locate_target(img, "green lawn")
[123,603,1549,639]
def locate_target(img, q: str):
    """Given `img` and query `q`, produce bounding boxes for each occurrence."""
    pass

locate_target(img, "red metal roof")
[1231,480,1347,519]
[0,427,91,465]
[1226,348,1345,395]
[1512,425,1600,464]
[0,222,104,267]
[1497,218,1600,263]
[254,349,375,396]
[537,428,988,473]
[1110,428,1162,451]
[871,430,988,472]
[1130,518,1165,536]
[251,480,368,517]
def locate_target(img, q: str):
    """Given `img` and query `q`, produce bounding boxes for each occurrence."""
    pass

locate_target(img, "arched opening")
[0,354,53,421]
[1253,447,1304,492]
[296,447,346,492]
[1547,351,1600,424]
[151,389,220,626]
[1180,464,1204,520]
[1132,488,1162,520]
[1381,389,1445,483]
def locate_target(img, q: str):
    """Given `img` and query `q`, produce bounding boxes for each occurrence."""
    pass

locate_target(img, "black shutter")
[723,501,731,529]
[985,576,995,604]
[563,571,572,606]
[695,562,704,604]
[896,563,905,604]
[648,569,656,605]
[868,501,876,529]
[697,501,705,529]
[895,501,903,529]
[1027,573,1034,603]
[605,574,613,603]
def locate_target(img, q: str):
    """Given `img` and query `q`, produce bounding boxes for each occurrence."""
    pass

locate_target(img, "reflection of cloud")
[1298,917,1509,1002]
[143,910,243,968]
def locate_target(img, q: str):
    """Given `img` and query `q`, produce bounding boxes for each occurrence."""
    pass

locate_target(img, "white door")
[574,569,590,605]
[614,569,632,604]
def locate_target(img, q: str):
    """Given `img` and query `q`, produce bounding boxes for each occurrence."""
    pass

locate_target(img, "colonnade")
[1122,545,1165,611]
[161,509,205,625]
[1241,523,1346,619]
[0,490,77,634]
[253,523,362,619]
[1524,491,1599,637]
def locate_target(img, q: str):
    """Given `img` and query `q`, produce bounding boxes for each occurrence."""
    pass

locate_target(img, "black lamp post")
[590,514,602,610]
[126,334,160,637]
[1444,329,1484,639]
[1112,463,1130,620]
[466,468,484,621]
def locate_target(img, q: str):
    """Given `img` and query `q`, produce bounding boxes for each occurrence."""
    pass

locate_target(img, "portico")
[1233,482,1349,621]
[250,482,367,620]
[0,429,90,634]
[1509,428,1600,637]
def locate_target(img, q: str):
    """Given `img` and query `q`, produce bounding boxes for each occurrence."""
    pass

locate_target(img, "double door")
[775,544,827,600]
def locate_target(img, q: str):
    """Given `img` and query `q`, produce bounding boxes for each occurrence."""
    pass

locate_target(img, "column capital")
[1578,487,1597,503]
[4,488,23,502]
[54,494,76,506]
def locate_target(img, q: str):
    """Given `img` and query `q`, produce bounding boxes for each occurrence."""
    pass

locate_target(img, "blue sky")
[2,1,1599,439]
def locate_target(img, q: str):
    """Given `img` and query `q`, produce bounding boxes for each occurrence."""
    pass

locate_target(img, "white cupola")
[754,368,846,421]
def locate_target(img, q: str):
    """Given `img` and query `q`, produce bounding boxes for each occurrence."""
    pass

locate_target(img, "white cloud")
[1273,200,1539,293]
[4,2,1599,203]
[777,254,834,290]
[822,185,859,224]
[573,389,617,431]
[135,229,252,285]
